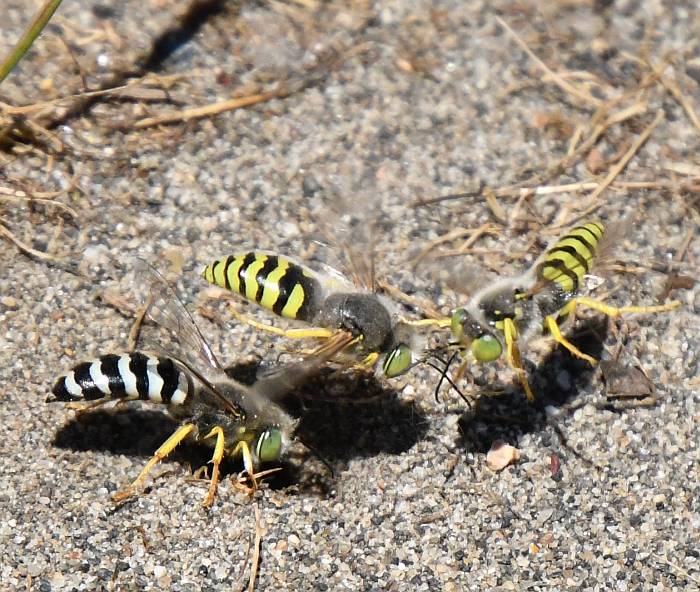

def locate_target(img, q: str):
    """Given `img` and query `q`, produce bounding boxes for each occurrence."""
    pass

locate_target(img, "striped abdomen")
[203,252,321,322]
[538,221,604,293]
[52,352,193,406]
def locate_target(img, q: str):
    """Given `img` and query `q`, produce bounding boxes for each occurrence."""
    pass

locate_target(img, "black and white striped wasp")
[50,260,349,507]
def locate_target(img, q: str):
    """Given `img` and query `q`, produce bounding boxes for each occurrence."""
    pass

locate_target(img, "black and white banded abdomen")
[51,352,194,406]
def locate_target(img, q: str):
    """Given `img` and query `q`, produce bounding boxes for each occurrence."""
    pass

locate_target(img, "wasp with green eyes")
[442,221,681,401]
[202,250,422,379]
[50,261,348,507]
[202,192,431,381]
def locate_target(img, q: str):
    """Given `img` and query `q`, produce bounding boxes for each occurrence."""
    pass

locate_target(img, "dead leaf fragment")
[486,440,521,471]
[600,359,656,400]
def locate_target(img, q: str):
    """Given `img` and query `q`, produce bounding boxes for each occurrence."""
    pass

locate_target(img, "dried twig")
[552,109,664,228]
[411,224,500,268]
[652,554,700,586]
[377,279,444,320]
[0,188,77,218]
[0,222,64,263]
[131,89,282,129]
[495,16,604,108]
[648,61,700,138]
[247,501,263,592]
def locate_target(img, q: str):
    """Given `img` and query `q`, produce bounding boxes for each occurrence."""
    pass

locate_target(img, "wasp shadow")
[456,316,609,455]
[52,407,222,473]
[52,405,294,493]
[225,360,430,491]
[225,360,430,460]
[50,359,429,494]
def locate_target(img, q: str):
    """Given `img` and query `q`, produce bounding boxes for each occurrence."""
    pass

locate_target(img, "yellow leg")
[231,440,257,491]
[312,331,359,355]
[544,315,597,366]
[200,426,226,508]
[560,297,681,318]
[355,351,380,371]
[401,317,452,328]
[113,423,195,503]
[503,318,535,402]
[227,304,334,338]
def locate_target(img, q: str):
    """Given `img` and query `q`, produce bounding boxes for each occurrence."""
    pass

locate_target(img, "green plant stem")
[0,0,64,86]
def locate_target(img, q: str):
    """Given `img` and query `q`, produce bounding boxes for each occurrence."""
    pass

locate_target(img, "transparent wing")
[312,185,381,293]
[412,251,498,311]
[132,258,226,378]
[252,330,356,401]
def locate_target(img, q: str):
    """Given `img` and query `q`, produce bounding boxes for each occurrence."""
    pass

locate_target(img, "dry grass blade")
[0,79,171,116]
[131,78,303,129]
[377,279,444,320]
[0,188,77,218]
[662,161,700,176]
[247,501,263,592]
[655,65,700,137]
[587,109,664,199]
[470,101,648,206]
[0,222,63,263]
[495,16,603,109]
[553,108,664,228]
[411,224,499,268]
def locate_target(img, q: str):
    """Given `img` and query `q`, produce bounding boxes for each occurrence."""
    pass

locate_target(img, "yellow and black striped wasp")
[437,221,681,401]
[202,200,431,380]
[50,260,350,507]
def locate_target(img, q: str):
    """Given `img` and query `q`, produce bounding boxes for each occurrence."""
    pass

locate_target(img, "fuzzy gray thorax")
[314,292,395,352]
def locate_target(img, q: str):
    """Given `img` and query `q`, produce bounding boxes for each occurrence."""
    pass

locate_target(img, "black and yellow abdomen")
[203,252,321,322]
[537,221,604,293]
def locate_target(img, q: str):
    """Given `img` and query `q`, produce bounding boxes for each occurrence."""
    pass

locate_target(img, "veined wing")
[252,329,356,401]
[132,258,226,379]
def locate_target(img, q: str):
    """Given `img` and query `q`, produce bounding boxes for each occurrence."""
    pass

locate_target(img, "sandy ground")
[1,1,699,590]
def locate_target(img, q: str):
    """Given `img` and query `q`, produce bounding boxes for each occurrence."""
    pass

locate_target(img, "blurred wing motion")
[313,191,381,293]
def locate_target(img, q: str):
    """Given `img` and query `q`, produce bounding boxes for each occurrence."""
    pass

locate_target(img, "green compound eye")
[471,333,503,362]
[383,344,413,378]
[450,308,469,343]
[255,428,282,463]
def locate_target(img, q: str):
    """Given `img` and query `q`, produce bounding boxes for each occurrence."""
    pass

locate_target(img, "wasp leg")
[227,304,334,338]
[354,351,380,371]
[453,357,471,382]
[67,398,125,414]
[401,317,452,328]
[113,423,195,504]
[200,426,226,508]
[544,315,597,366]
[560,297,681,318]
[230,440,258,495]
[503,318,535,402]
[312,331,358,355]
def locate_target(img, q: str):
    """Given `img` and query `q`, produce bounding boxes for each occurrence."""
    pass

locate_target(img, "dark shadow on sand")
[51,360,428,494]
[455,316,610,455]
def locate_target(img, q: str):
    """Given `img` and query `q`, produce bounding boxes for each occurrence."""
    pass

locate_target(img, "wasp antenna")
[296,437,335,480]
[426,349,467,405]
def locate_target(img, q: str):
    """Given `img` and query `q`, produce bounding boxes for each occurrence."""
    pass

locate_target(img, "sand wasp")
[438,221,681,401]
[202,201,431,379]
[50,261,349,507]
